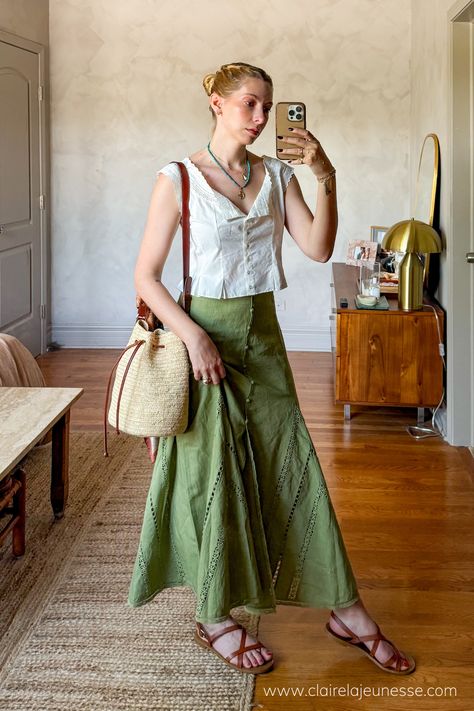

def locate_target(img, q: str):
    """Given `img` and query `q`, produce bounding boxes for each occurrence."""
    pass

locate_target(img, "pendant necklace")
[207,142,251,200]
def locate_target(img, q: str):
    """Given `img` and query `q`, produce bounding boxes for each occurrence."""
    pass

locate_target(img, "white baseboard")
[51,325,135,349]
[281,328,331,352]
[50,324,331,352]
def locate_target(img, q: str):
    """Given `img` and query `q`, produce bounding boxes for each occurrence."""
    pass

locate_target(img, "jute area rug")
[0,433,257,711]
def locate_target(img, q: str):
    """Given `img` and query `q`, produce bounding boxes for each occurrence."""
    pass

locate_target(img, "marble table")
[0,388,83,555]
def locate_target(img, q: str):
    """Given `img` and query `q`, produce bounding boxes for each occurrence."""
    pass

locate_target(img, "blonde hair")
[202,62,273,114]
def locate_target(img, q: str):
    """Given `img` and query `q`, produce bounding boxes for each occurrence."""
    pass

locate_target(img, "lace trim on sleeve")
[156,163,182,211]
[280,162,295,191]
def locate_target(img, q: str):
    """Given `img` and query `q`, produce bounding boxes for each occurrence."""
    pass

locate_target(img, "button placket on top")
[244,221,255,292]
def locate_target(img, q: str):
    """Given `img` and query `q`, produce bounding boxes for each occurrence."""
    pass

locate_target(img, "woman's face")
[212,78,273,145]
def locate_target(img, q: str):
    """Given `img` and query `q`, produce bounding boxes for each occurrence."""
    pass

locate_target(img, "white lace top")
[158,156,294,299]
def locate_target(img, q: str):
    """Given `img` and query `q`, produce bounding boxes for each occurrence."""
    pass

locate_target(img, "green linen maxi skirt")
[128,292,358,623]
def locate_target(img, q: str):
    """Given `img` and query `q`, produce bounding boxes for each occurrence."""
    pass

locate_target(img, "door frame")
[448,1,474,447]
[0,28,49,354]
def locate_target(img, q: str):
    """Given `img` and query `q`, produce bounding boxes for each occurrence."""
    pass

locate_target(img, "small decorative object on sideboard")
[345,240,377,267]
[356,294,377,307]
[359,262,381,298]
[355,294,389,310]
[379,271,399,294]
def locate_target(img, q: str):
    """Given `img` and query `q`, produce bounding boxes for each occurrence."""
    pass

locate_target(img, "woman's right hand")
[185,329,226,385]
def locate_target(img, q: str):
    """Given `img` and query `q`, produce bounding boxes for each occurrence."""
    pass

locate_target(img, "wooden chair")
[0,468,26,557]
[0,333,45,557]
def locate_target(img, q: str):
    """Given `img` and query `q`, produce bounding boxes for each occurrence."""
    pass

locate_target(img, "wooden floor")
[37,349,474,710]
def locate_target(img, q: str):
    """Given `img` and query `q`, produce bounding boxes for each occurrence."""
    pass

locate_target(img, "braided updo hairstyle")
[202,62,273,117]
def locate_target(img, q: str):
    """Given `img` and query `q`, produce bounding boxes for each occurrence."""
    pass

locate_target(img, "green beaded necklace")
[207,142,251,200]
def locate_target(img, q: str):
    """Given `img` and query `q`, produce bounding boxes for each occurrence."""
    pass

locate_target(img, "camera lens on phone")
[289,109,295,116]
[296,114,302,120]
[296,106,302,112]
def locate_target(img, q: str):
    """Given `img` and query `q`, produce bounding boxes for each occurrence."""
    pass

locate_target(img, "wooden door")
[0,39,43,356]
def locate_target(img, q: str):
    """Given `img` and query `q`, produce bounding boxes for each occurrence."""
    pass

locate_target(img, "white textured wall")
[411,0,473,446]
[410,0,452,310]
[50,0,411,350]
[0,0,49,45]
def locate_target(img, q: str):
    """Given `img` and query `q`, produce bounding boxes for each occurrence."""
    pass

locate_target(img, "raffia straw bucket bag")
[103,162,192,456]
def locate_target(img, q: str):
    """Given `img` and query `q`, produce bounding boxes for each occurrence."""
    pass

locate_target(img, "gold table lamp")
[382,219,442,311]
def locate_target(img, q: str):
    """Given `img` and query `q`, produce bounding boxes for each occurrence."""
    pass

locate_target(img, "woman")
[128,62,415,676]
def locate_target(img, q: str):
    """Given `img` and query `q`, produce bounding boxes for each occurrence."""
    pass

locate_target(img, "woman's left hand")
[277,127,334,179]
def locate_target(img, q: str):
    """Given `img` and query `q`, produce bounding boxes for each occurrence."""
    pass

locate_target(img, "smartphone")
[276,102,306,161]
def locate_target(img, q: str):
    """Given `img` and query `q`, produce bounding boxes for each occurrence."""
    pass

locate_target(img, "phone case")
[276,102,306,161]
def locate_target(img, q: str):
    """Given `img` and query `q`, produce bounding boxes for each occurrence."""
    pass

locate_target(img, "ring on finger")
[202,377,212,384]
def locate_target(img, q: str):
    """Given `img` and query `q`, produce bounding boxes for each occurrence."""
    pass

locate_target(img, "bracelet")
[317,168,336,195]
[317,167,336,184]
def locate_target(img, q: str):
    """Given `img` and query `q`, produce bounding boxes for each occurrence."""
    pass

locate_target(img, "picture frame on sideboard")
[346,240,378,267]
[370,225,389,245]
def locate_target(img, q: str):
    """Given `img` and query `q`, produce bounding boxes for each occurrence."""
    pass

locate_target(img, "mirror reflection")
[413,133,439,226]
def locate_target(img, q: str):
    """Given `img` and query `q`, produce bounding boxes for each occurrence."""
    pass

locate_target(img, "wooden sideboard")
[330,263,444,419]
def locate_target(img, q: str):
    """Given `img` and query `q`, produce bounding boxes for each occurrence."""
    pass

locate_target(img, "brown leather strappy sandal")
[326,611,416,675]
[194,621,274,675]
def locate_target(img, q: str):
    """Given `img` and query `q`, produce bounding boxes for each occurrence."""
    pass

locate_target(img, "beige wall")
[410,0,450,435]
[410,0,453,310]
[49,0,411,349]
[411,0,473,445]
[0,0,49,45]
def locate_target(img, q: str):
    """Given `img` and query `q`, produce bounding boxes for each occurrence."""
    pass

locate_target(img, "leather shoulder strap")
[135,161,192,324]
[172,161,192,314]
